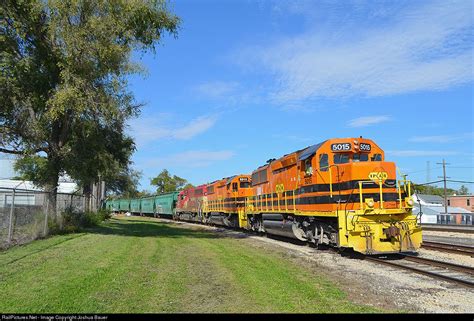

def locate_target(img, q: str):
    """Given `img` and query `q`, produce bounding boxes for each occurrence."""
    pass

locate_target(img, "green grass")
[0,216,381,313]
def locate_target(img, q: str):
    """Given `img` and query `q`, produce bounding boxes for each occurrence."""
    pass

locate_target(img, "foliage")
[412,183,469,196]
[150,169,191,193]
[182,183,195,190]
[1,0,180,199]
[458,185,470,195]
[60,208,111,233]
[105,168,142,198]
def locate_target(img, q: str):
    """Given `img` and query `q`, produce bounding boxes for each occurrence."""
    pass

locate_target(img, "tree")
[103,168,142,198]
[1,0,180,212]
[150,169,190,193]
[412,183,457,196]
[458,185,469,195]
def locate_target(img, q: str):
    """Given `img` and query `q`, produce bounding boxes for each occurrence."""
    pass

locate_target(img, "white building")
[412,193,473,224]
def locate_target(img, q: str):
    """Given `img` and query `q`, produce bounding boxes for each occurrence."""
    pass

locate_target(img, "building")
[447,195,474,212]
[412,193,473,225]
[0,155,105,211]
[412,194,444,206]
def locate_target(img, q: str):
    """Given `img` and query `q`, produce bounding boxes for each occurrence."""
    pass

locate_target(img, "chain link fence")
[0,187,87,250]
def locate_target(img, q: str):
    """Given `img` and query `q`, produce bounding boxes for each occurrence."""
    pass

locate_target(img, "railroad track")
[367,254,474,288]
[422,241,474,257]
[157,216,474,287]
[421,224,474,234]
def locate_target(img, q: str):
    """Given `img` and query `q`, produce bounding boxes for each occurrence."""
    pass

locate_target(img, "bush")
[50,208,112,235]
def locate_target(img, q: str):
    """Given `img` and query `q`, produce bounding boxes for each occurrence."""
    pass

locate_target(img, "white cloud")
[348,115,391,127]
[172,116,217,140]
[194,81,240,100]
[144,150,235,168]
[129,114,218,145]
[386,150,460,157]
[236,0,473,103]
[408,133,473,143]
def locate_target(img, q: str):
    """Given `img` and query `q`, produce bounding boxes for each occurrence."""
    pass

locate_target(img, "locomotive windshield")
[353,153,369,162]
[240,182,250,188]
[333,154,350,164]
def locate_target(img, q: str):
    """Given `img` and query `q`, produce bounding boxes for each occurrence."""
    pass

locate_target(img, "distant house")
[447,195,474,213]
[412,193,473,225]
[412,194,444,206]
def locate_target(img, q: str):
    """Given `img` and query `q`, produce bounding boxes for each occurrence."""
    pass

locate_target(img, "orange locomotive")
[204,175,253,227]
[243,137,421,254]
[175,175,253,227]
[175,137,422,255]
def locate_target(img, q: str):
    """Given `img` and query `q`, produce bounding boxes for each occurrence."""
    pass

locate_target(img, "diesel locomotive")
[107,137,422,255]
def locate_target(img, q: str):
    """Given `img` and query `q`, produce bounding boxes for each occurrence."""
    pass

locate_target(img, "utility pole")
[437,159,450,214]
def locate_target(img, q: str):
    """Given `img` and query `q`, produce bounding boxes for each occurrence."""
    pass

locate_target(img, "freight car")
[106,192,178,217]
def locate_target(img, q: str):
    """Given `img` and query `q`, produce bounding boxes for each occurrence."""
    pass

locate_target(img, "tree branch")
[0,147,48,155]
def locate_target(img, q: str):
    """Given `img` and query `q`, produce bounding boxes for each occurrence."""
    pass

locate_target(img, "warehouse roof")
[0,179,79,194]
[413,204,472,215]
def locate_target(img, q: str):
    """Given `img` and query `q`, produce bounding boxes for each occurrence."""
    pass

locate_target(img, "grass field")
[0,216,381,313]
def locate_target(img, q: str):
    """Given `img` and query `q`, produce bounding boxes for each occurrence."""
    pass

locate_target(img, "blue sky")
[127,0,473,193]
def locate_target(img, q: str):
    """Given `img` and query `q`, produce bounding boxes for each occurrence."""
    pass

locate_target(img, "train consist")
[106,137,422,255]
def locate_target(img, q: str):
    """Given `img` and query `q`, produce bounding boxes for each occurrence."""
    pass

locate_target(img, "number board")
[331,143,351,152]
[239,177,249,182]
[359,143,371,151]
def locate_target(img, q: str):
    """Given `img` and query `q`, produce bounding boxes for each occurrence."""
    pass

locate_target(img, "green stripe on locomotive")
[154,192,179,216]
[140,197,155,214]
[130,199,141,213]
[119,199,131,211]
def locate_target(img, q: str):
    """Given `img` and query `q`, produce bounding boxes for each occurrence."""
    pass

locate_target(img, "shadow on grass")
[0,233,87,266]
[85,218,222,239]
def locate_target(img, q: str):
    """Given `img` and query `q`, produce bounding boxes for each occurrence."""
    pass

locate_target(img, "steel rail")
[401,254,474,275]
[421,224,474,234]
[422,241,474,257]
[366,256,474,288]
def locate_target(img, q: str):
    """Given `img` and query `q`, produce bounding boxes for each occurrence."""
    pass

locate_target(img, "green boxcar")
[140,197,155,215]
[111,200,120,212]
[119,199,130,212]
[105,200,112,211]
[105,199,119,212]
[130,199,141,214]
[154,192,179,217]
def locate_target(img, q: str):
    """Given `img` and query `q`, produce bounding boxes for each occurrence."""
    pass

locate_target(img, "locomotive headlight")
[365,198,375,208]
[405,197,414,207]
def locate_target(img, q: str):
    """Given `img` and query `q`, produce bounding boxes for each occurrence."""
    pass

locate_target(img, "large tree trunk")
[46,152,61,229]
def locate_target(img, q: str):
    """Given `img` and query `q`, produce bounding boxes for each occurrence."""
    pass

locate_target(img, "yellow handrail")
[379,179,384,209]
[398,180,402,209]
[329,167,333,198]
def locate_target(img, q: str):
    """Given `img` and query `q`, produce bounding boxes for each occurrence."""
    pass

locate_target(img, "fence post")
[7,189,16,244]
[43,193,49,236]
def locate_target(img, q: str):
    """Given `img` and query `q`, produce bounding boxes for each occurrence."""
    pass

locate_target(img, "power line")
[446,180,474,184]
[412,180,444,186]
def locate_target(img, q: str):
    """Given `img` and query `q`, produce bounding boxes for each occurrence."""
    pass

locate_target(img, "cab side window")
[304,158,313,176]
[353,153,369,162]
[319,154,328,172]
[334,153,350,164]
[232,182,238,192]
[371,154,382,161]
